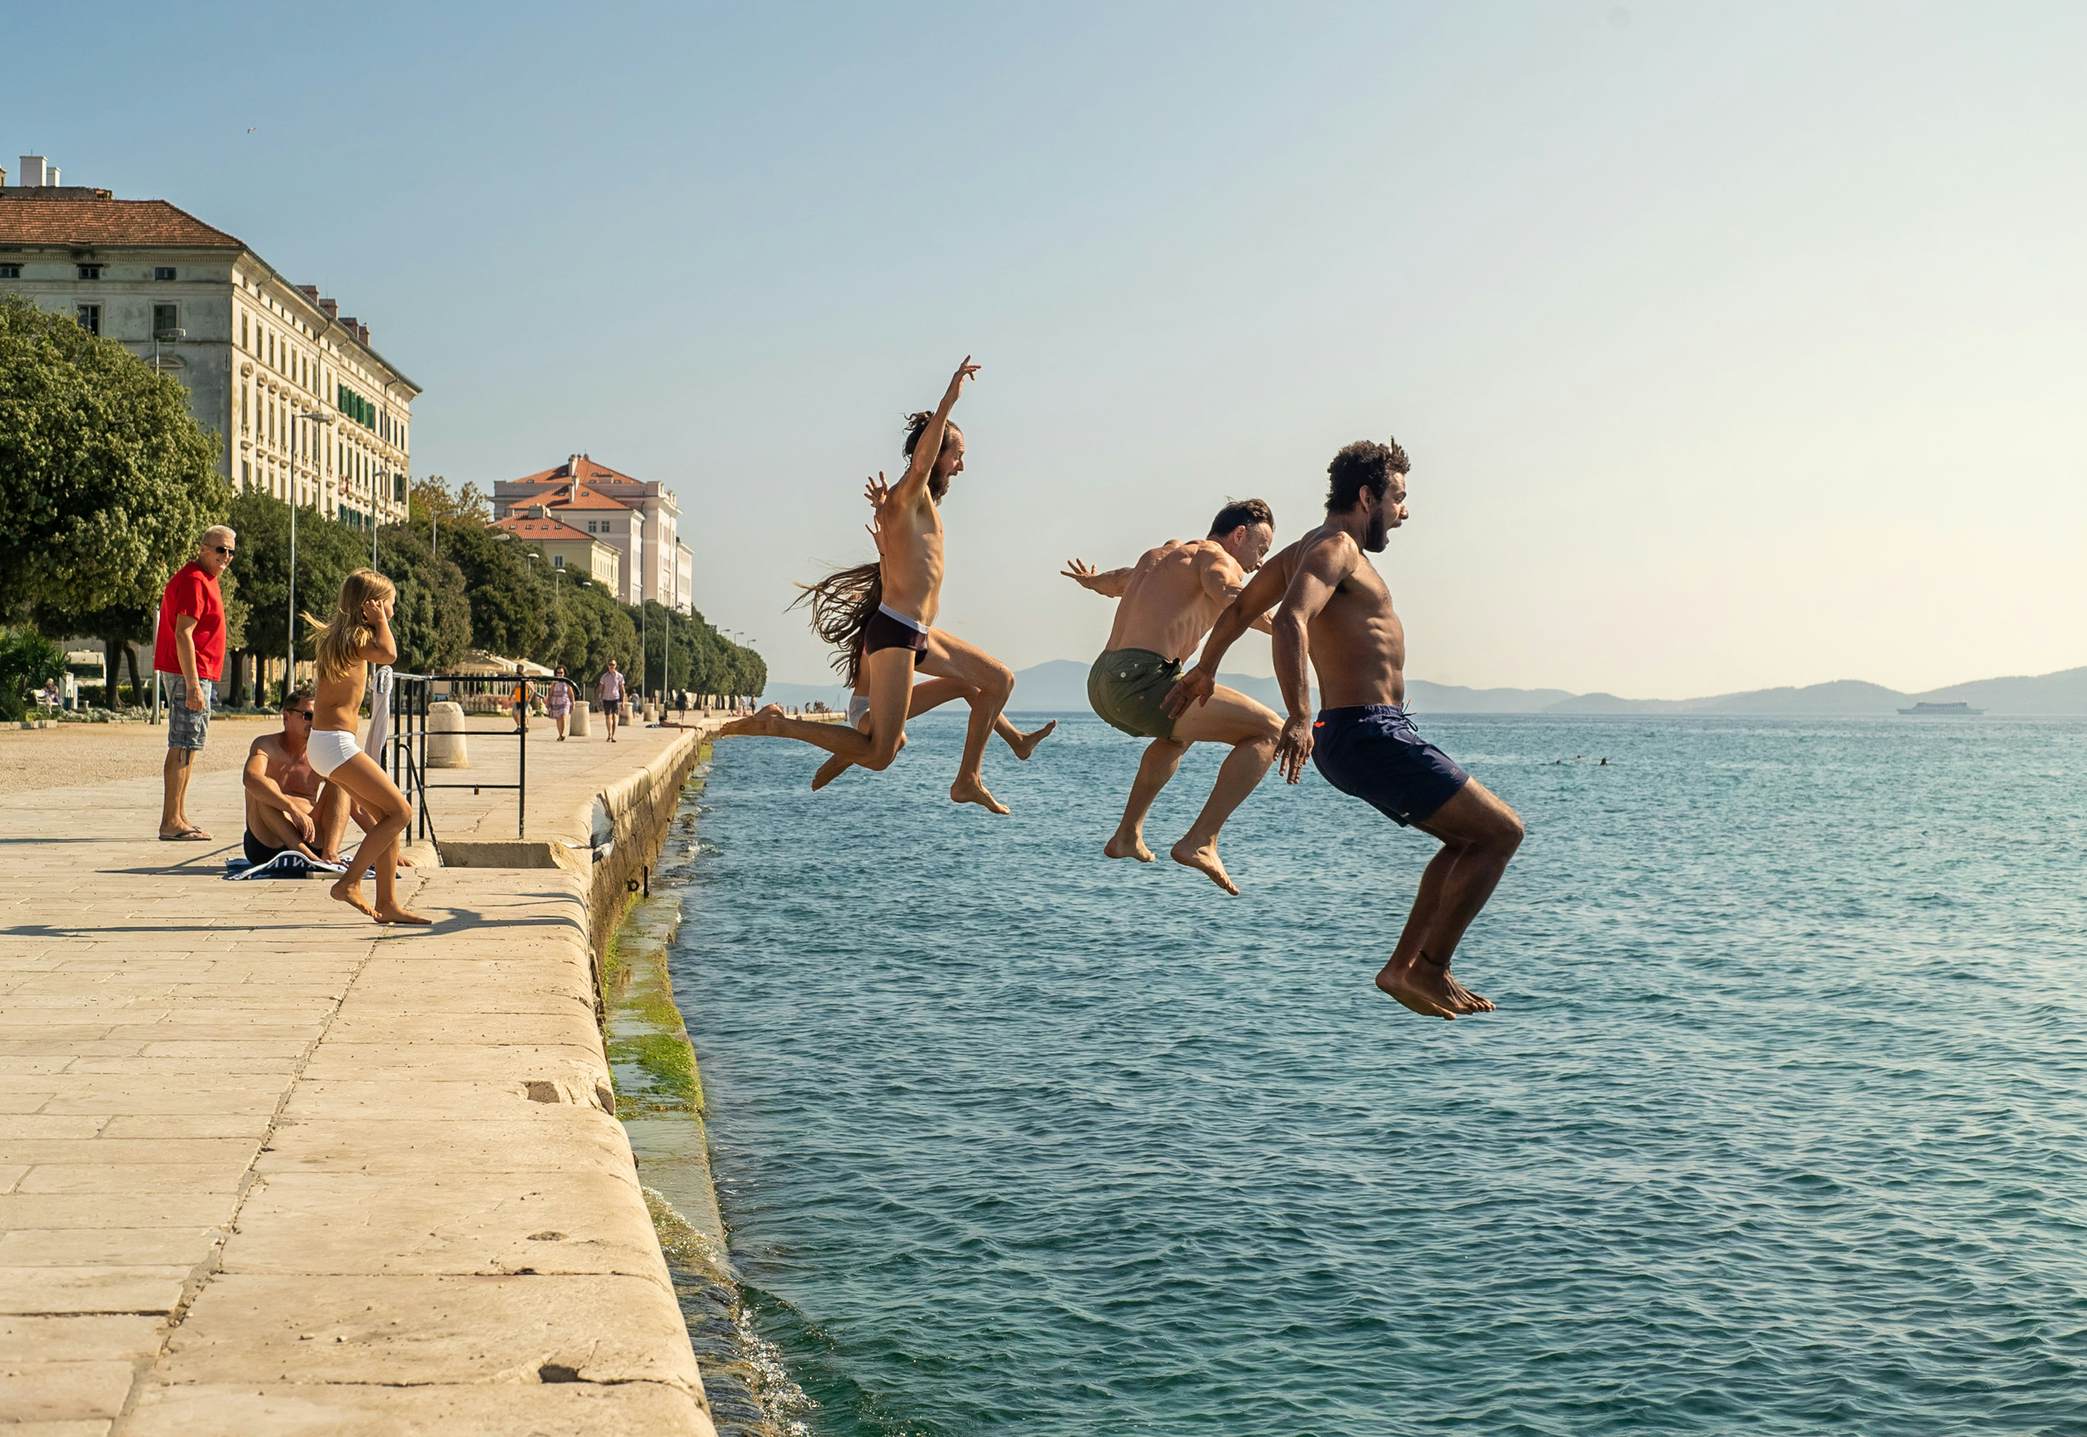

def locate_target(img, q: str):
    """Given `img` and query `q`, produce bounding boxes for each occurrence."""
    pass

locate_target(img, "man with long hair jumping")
[722,356,1032,812]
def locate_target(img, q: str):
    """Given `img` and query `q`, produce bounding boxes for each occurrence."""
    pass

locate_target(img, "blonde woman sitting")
[305,569,430,925]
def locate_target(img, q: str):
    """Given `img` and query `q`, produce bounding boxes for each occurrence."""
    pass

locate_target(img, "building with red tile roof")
[0,156,417,532]
[493,510,623,590]
[492,455,692,613]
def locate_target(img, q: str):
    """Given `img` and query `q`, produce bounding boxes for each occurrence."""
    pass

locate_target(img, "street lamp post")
[289,410,336,700]
[146,326,188,725]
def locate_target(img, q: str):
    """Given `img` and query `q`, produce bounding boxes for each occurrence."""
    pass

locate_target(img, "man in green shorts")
[1062,499,1282,894]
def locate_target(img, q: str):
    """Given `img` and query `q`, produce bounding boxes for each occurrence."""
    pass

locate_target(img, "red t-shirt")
[153,562,227,681]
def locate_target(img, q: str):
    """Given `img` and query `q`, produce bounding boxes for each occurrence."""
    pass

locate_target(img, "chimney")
[0,166,8,188]
[295,284,319,303]
[19,156,50,187]
[318,298,338,320]
[356,322,370,346]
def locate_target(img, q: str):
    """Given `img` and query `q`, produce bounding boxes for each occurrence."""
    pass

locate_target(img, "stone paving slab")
[0,721,718,1433]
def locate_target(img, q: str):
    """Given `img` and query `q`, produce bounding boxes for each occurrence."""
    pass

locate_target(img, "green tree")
[0,626,67,720]
[547,571,638,683]
[0,296,230,623]
[440,521,558,659]
[378,526,472,673]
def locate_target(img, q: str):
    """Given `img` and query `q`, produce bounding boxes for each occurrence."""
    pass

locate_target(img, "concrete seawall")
[0,716,734,1433]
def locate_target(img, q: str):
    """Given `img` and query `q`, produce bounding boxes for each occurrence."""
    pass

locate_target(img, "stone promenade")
[0,715,723,1434]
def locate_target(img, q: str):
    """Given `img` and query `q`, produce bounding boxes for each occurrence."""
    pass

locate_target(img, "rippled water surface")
[670,713,2087,1436]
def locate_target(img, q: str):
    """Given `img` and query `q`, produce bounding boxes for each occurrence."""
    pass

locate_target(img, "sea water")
[668,713,2087,1436]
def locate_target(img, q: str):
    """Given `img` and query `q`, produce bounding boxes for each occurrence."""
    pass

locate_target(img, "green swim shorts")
[1087,648,1182,740]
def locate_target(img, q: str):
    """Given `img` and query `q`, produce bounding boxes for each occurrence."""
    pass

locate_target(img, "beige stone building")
[492,510,623,590]
[493,455,694,613]
[0,155,417,531]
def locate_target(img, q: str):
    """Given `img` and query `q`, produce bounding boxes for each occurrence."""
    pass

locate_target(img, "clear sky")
[15,1,2085,695]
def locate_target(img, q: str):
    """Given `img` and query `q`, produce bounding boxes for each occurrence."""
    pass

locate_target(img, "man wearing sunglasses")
[240,687,332,868]
[153,524,235,841]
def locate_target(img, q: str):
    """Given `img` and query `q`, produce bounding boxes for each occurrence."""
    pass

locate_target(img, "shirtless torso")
[870,474,946,627]
[1102,539,1252,661]
[1255,524,1407,709]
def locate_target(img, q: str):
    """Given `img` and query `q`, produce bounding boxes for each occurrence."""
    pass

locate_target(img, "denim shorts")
[1310,704,1468,827]
[163,674,214,751]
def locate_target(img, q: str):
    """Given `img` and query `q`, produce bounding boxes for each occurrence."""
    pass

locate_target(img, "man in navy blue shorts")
[1165,439,1525,1020]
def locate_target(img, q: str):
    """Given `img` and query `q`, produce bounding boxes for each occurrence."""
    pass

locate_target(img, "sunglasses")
[212,546,237,558]
[290,710,314,721]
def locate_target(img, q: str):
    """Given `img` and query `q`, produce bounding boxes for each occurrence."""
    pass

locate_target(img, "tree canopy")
[0,296,229,626]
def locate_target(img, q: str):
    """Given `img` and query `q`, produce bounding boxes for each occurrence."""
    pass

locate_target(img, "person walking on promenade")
[1064,498,1282,894]
[510,666,531,735]
[304,570,428,925]
[153,524,234,841]
[547,665,573,740]
[727,357,1032,813]
[598,660,625,742]
[1166,440,1522,1019]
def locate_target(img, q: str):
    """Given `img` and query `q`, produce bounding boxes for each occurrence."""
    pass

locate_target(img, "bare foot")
[1007,720,1057,761]
[329,878,378,923]
[810,753,852,790]
[950,775,1010,815]
[1374,953,1490,1019]
[1104,831,1154,862]
[718,703,784,738]
[374,906,434,926]
[1170,837,1239,895]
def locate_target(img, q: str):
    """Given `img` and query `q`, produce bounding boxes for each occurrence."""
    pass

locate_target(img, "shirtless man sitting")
[723,356,1026,814]
[241,686,404,872]
[1166,440,1525,1019]
[1062,499,1282,894]
[240,687,336,868]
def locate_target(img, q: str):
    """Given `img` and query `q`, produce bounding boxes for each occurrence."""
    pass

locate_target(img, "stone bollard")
[427,700,470,768]
[569,702,591,737]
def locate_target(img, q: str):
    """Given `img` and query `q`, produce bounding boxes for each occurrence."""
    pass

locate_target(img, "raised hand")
[863,471,890,509]
[1274,713,1314,784]
[1061,559,1100,587]
[1161,666,1215,718]
[947,355,980,395]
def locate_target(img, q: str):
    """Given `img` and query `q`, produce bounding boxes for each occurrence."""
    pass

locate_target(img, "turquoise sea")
[669,712,2087,1436]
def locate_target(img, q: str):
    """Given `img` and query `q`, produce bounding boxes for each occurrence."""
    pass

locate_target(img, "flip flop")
[158,828,212,841]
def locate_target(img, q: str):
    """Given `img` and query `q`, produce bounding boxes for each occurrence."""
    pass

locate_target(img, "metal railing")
[385,673,581,843]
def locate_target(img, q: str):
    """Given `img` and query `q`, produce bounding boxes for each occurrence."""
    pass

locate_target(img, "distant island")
[760,662,2087,717]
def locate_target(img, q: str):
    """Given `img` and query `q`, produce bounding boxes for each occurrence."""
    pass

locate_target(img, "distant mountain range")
[761,662,2087,716]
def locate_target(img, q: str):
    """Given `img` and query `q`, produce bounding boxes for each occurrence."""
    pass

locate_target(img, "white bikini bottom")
[847,692,871,731]
[308,728,362,778]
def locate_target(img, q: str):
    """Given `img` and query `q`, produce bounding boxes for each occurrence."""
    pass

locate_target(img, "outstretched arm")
[892,355,979,505]
[1061,559,1132,599]
[1268,533,1357,782]
[1161,558,1290,717]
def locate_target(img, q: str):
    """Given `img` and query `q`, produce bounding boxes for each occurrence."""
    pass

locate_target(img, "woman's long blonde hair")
[303,569,396,682]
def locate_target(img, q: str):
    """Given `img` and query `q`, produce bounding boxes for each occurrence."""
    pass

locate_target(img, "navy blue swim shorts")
[1310,705,1469,827]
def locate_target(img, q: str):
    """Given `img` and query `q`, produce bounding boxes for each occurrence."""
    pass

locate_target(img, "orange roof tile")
[494,514,594,543]
[0,191,244,249]
[549,487,630,511]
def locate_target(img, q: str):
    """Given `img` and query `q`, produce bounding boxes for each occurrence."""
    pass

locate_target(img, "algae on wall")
[600,754,806,1436]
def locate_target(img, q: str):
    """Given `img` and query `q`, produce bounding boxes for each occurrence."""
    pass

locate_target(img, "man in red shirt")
[154,524,234,840]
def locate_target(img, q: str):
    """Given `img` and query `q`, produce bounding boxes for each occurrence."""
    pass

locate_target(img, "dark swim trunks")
[243,828,290,868]
[1310,705,1469,827]
[863,604,930,662]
